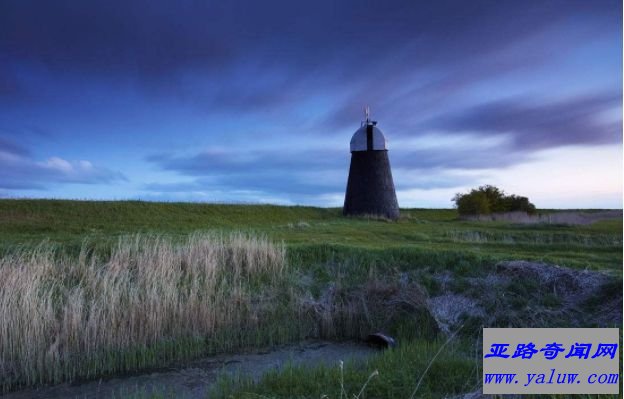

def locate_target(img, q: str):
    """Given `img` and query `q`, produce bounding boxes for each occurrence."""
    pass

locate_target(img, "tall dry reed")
[0,233,287,390]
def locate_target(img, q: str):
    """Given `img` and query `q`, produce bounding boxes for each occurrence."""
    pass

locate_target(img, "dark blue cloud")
[146,149,346,198]
[144,139,528,199]
[147,149,345,175]
[149,90,620,197]
[426,92,621,150]
[0,137,30,157]
[0,0,620,204]
[0,70,21,99]
[1,0,619,109]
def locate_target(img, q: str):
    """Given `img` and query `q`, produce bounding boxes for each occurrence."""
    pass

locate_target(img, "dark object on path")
[343,108,400,220]
[365,332,397,349]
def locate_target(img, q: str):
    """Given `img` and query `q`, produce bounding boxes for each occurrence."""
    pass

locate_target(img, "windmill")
[343,107,400,220]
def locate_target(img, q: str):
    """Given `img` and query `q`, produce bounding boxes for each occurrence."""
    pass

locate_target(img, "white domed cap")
[350,123,388,152]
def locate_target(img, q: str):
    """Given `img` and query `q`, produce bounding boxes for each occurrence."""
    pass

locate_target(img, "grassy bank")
[0,200,621,396]
[0,200,621,271]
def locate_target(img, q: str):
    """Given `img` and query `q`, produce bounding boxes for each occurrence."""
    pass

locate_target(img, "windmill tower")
[343,107,400,220]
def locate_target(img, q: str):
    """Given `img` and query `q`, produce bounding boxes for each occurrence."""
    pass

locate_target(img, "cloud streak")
[430,92,621,151]
[144,137,524,201]
[0,138,126,190]
[1,1,619,111]
[145,85,621,201]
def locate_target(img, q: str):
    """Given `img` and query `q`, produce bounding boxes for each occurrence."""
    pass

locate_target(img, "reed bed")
[0,233,290,391]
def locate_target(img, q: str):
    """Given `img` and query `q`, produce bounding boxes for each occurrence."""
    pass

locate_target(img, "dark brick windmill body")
[343,111,400,220]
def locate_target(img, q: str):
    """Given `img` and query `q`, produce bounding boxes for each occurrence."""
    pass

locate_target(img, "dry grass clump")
[0,233,287,391]
[300,277,434,340]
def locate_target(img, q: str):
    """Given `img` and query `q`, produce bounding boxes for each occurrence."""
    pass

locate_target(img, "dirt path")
[3,341,375,399]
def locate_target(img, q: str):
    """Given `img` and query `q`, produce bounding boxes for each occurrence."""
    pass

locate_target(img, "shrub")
[503,194,537,214]
[452,191,490,215]
[452,185,536,216]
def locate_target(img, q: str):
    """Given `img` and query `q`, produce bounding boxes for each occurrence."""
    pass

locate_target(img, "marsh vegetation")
[0,200,621,398]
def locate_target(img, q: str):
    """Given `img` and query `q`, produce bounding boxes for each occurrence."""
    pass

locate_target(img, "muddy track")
[2,341,375,399]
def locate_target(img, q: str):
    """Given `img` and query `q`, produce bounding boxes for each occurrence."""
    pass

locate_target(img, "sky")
[0,0,622,208]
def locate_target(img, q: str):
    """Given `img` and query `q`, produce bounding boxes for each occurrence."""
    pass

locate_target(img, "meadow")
[0,199,621,398]
[0,200,620,271]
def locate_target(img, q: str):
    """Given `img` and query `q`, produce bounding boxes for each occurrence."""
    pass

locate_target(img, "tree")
[452,190,490,215]
[478,185,506,213]
[452,185,536,216]
[503,195,537,214]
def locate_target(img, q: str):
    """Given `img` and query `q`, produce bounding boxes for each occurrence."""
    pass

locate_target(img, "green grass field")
[0,199,621,398]
[0,199,620,271]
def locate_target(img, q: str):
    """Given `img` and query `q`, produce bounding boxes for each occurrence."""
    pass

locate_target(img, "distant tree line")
[452,185,536,216]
